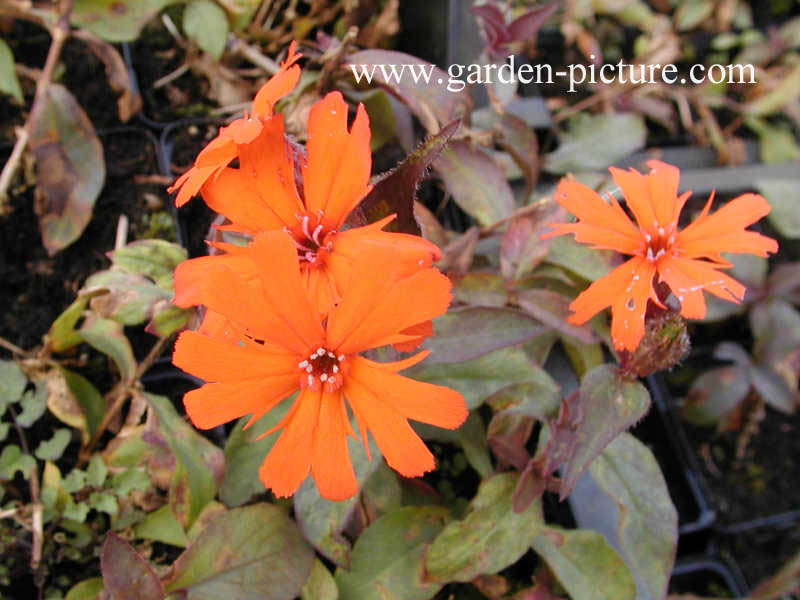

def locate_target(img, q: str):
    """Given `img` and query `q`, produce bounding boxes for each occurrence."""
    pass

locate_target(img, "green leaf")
[183,0,229,60]
[681,365,751,426]
[0,359,27,409]
[71,0,176,42]
[134,504,189,547]
[749,120,800,164]
[215,0,261,30]
[674,0,713,30]
[434,140,515,226]
[146,393,224,528]
[0,423,9,441]
[63,468,88,493]
[406,346,538,410]
[336,506,449,600]
[544,113,646,174]
[220,396,293,507]
[47,296,89,353]
[65,577,104,600]
[29,83,105,255]
[302,560,338,600]
[87,453,108,487]
[110,240,188,279]
[146,304,191,338]
[350,120,458,234]
[58,368,106,439]
[110,467,151,496]
[83,269,172,326]
[63,498,91,523]
[17,383,47,427]
[746,63,800,116]
[34,428,72,460]
[89,491,118,515]
[545,235,614,282]
[294,434,382,568]
[425,473,545,582]
[78,316,136,381]
[0,444,36,480]
[163,504,314,599]
[451,272,509,307]
[756,179,800,239]
[531,528,636,600]
[581,433,678,600]
[420,307,544,365]
[0,38,23,103]
[560,364,651,497]
[101,533,165,599]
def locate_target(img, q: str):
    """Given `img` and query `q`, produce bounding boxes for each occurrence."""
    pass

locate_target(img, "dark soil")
[721,524,800,589]
[0,128,171,352]
[683,408,800,527]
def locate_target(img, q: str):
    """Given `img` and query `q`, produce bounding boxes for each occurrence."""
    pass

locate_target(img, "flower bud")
[621,310,690,378]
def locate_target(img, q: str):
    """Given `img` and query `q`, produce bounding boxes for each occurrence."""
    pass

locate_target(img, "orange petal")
[311,391,358,501]
[302,93,372,228]
[349,356,468,429]
[645,160,684,229]
[174,256,311,353]
[201,167,288,232]
[258,388,320,498]
[568,256,658,352]
[218,116,263,145]
[331,221,442,275]
[173,330,297,382]
[302,264,340,316]
[236,116,304,227]
[676,193,778,260]
[170,164,219,207]
[392,320,434,352]
[609,165,657,236]
[543,179,644,254]
[328,266,452,355]
[656,258,707,319]
[183,375,298,430]
[343,377,435,477]
[251,45,302,118]
[659,256,745,310]
[250,231,326,350]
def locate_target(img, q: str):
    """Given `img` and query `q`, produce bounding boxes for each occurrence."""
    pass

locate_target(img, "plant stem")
[0,335,30,358]
[7,405,43,571]
[79,334,173,462]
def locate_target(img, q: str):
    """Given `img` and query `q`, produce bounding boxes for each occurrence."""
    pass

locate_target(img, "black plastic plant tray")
[647,374,800,536]
[645,375,717,537]
[670,555,749,597]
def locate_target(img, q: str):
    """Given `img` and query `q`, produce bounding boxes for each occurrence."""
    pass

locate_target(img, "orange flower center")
[643,225,677,263]
[288,214,332,266]
[298,347,348,392]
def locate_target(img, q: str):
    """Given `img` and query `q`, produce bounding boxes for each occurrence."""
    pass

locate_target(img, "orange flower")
[543,160,778,352]
[172,230,468,500]
[168,42,302,207]
[198,90,440,314]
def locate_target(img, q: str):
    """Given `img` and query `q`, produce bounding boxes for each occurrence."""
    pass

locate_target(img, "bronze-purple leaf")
[434,139,515,227]
[30,83,105,256]
[348,120,459,235]
[101,533,165,600]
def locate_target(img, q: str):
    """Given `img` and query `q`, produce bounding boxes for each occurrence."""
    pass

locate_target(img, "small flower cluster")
[168,43,467,501]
